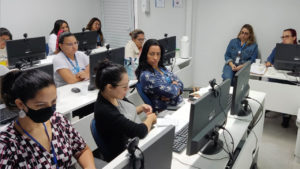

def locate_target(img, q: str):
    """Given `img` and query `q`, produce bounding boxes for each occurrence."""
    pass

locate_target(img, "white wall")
[192,0,300,86]
[136,0,187,48]
[0,0,101,41]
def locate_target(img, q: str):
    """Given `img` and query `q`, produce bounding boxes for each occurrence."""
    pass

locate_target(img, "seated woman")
[222,24,258,81]
[265,28,297,67]
[135,39,184,112]
[265,28,297,128]
[49,19,69,55]
[86,17,104,47]
[125,29,145,80]
[0,69,96,168]
[53,32,90,87]
[94,60,157,162]
[0,27,12,66]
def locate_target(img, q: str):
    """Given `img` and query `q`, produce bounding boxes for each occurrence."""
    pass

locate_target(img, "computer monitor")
[7,36,46,69]
[22,64,54,77]
[103,125,175,169]
[74,31,97,52]
[158,36,176,66]
[186,79,231,156]
[88,47,125,90]
[231,61,251,116]
[274,43,300,77]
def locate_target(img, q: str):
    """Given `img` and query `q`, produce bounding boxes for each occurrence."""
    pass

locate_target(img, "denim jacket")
[267,47,276,64]
[139,68,184,112]
[225,38,258,65]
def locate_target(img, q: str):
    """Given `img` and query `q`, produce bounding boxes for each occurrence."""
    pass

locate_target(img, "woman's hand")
[141,104,152,114]
[235,64,244,71]
[76,71,89,80]
[229,62,237,71]
[265,62,272,67]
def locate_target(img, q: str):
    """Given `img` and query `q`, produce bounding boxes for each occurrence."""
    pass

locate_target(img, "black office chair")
[90,118,110,160]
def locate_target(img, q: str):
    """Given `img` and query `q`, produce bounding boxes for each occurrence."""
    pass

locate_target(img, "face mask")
[25,104,56,123]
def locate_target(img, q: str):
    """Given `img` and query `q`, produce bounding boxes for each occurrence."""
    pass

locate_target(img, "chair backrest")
[135,82,152,106]
[90,118,109,159]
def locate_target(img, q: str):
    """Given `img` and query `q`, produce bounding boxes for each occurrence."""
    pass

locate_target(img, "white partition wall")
[191,0,300,86]
[0,0,101,41]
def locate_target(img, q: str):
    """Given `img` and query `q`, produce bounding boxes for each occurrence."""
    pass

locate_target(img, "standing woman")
[86,17,104,47]
[222,24,258,81]
[49,19,70,55]
[53,32,90,87]
[125,29,145,80]
[94,60,157,162]
[265,28,297,67]
[0,69,96,168]
[135,39,184,112]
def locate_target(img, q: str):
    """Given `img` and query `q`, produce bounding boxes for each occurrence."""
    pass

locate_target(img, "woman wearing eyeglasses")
[265,28,297,67]
[53,32,90,87]
[94,60,156,162]
[222,24,258,81]
[125,29,145,80]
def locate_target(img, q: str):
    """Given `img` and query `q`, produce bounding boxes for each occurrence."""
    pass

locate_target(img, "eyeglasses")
[0,38,9,43]
[281,35,292,39]
[241,31,249,35]
[63,41,79,47]
[137,38,145,43]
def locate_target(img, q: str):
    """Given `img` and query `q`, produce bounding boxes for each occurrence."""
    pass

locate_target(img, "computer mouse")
[71,87,81,93]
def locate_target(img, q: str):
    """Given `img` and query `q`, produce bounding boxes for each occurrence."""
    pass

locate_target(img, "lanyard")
[238,41,247,55]
[160,69,172,84]
[16,120,59,168]
[65,54,80,74]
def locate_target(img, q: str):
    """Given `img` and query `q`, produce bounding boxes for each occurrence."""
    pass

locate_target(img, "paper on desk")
[156,115,179,127]
[250,64,266,75]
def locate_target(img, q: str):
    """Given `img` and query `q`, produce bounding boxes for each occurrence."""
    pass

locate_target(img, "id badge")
[235,56,240,64]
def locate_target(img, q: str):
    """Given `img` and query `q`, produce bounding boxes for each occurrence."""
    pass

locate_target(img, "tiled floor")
[257,112,300,169]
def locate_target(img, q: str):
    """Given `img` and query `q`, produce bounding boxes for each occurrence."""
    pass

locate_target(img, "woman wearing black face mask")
[0,69,96,169]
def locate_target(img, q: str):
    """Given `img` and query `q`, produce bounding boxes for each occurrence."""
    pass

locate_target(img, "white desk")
[250,65,300,115]
[105,90,266,169]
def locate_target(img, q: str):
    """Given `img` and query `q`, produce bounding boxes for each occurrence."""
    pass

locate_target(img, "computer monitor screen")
[103,125,175,169]
[74,31,97,52]
[23,64,54,77]
[274,43,300,77]
[7,36,46,69]
[88,47,125,90]
[158,36,176,66]
[231,61,251,116]
[186,79,231,156]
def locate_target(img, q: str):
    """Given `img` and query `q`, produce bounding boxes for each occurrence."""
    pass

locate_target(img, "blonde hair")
[129,29,144,39]
[237,24,256,46]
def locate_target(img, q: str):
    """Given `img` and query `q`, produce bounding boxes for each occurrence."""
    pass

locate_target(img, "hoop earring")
[19,110,26,118]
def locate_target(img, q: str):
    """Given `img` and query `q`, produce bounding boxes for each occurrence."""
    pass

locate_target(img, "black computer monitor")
[88,47,125,90]
[274,43,300,77]
[158,36,176,66]
[186,79,231,156]
[230,61,251,116]
[74,31,97,52]
[104,125,175,169]
[22,64,54,77]
[7,36,46,69]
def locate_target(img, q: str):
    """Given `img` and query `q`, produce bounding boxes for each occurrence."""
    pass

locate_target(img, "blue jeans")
[222,64,236,81]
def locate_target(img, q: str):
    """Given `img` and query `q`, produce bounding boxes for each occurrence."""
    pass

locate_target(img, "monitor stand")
[201,129,224,155]
[88,83,96,91]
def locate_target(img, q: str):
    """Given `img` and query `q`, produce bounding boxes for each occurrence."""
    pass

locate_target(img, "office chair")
[90,118,109,160]
[135,82,153,106]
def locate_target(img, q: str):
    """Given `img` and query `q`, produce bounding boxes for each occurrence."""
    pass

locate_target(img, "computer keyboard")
[173,123,189,153]
[0,108,18,124]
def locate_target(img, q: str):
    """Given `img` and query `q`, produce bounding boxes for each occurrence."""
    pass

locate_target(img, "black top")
[94,92,148,162]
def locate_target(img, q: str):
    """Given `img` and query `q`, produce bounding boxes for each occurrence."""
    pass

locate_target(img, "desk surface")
[251,64,300,82]
[104,90,266,169]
